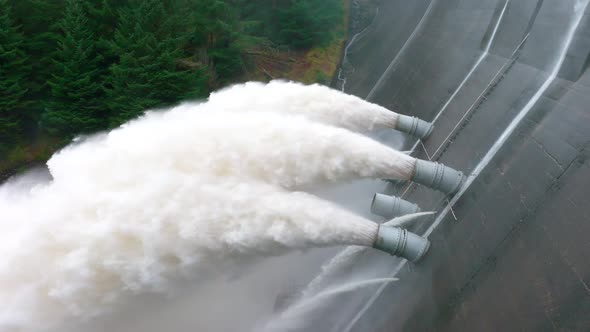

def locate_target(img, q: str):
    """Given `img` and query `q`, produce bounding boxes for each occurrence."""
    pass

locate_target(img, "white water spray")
[0,83,423,331]
[301,247,367,298]
[263,278,397,331]
[207,81,400,133]
[296,211,434,300]
[48,108,417,191]
[1,177,383,330]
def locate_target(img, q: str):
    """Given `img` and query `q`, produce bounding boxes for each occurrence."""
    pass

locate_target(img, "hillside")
[0,0,350,180]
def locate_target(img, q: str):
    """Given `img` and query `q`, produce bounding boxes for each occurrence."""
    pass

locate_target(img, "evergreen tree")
[85,0,127,67]
[188,0,245,82]
[43,0,107,137]
[0,0,30,152]
[106,0,207,125]
[0,0,346,168]
[232,0,277,39]
[85,0,125,39]
[278,0,341,49]
[9,0,64,123]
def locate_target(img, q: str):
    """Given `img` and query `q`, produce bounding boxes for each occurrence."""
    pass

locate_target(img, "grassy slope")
[0,137,58,180]
[242,0,349,85]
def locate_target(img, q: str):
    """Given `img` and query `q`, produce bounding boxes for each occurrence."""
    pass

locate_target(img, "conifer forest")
[0,0,346,174]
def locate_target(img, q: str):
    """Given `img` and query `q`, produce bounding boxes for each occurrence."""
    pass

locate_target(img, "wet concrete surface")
[329,0,590,331]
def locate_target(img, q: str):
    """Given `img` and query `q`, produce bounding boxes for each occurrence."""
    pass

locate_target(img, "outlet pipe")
[373,225,430,262]
[395,115,434,139]
[411,160,464,194]
[371,193,421,219]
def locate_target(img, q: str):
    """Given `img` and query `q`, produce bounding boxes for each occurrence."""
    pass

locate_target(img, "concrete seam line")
[340,1,589,330]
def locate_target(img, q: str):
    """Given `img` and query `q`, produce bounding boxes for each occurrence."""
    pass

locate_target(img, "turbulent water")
[207,81,401,133]
[0,81,411,331]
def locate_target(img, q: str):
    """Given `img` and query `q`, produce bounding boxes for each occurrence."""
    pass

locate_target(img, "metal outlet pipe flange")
[371,193,421,219]
[373,226,430,262]
[395,115,434,139]
[411,159,464,194]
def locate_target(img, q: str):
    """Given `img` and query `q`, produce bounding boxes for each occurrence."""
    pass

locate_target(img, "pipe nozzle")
[371,193,421,219]
[396,115,434,139]
[411,160,464,194]
[373,226,430,262]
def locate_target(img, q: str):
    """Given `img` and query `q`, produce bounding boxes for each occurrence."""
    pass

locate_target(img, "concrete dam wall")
[337,0,590,331]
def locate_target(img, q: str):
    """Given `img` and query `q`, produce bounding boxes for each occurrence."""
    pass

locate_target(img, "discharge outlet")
[411,159,464,194]
[395,114,434,139]
[372,226,430,262]
[371,193,421,219]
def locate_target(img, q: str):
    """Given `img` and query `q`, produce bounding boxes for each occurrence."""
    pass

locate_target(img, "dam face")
[332,0,590,331]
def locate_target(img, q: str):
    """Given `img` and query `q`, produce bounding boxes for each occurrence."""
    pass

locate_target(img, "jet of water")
[0,85,420,331]
[47,107,417,191]
[262,278,398,331]
[1,174,385,331]
[207,80,400,133]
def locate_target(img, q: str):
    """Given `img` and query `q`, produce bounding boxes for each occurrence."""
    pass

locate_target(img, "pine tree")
[85,0,127,68]
[106,0,207,125]
[0,0,30,152]
[9,0,64,122]
[85,0,125,39]
[278,0,341,49]
[188,0,245,82]
[43,0,107,137]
